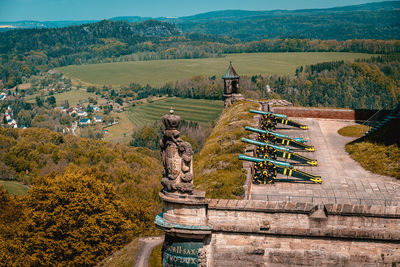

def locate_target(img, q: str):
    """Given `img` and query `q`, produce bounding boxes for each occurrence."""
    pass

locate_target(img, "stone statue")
[160,108,194,194]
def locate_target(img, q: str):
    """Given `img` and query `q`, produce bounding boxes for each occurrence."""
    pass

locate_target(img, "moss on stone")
[194,101,259,199]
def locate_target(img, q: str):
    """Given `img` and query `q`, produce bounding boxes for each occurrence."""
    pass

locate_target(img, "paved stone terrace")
[250,118,400,206]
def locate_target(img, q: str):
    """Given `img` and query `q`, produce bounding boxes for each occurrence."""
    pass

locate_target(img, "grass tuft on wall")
[194,100,259,198]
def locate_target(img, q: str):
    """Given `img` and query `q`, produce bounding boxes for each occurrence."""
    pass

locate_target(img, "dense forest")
[2,1,399,40]
[270,55,400,109]
[0,127,162,265]
[1,16,400,87]
[179,10,400,41]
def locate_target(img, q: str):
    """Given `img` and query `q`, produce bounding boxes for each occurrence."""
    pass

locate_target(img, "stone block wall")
[211,233,399,267]
[206,199,400,266]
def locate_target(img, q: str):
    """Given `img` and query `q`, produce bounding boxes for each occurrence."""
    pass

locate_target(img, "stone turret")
[223,62,243,107]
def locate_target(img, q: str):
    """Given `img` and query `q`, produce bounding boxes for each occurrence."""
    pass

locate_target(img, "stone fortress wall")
[156,63,400,266]
[207,199,400,266]
[207,105,399,266]
[156,105,400,267]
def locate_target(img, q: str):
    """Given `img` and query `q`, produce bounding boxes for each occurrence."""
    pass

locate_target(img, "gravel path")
[133,236,164,267]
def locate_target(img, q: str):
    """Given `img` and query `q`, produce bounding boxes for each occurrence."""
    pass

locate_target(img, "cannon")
[245,126,306,142]
[245,126,315,152]
[241,137,317,166]
[239,154,322,184]
[250,109,308,130]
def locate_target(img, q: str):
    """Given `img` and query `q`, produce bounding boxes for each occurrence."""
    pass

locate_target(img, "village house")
[8,119,17,128]
[77,110,88,117]
[55,106,66,112]
[66,107,77,115]
[92,105,101,111]
[94,115,102,123]
[79,118,91,125]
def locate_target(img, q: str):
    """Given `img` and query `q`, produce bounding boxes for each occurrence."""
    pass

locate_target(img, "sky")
[0,0,391,21]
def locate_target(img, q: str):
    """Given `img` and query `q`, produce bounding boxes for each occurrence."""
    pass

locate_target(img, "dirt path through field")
[133,236,164,267]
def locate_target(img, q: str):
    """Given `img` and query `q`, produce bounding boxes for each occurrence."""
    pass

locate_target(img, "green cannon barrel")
[250,109,288,119]
[241,138,318,166]
[241,137,291,152]
[238,154,292,168]
[239,155,321,184]
[250,109,308,130]
[245,126,306,143]
[245,126,314,152]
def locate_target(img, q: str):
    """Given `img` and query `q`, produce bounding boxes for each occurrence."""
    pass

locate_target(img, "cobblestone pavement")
[250,118,400,206]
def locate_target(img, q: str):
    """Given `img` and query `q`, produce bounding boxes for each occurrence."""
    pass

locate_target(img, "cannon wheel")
[253,162,277,184]
[258,134,277,144]
[262,147,277,159]
[261,115,277,130]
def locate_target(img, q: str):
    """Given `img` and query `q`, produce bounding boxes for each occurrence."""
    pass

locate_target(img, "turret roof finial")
[223,61,239,79]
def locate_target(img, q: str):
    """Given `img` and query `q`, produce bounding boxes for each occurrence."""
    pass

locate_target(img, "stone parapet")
[272,106,391,121]
[208,199,400,218]
[207,199,400,242]
[208,199,315,214]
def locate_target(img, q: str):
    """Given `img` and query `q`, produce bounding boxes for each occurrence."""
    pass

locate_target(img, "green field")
[0,180,29,196]
[127,97,224,127]
[25,89,98,106]
[57,52,374,87]
[103,111,135,144]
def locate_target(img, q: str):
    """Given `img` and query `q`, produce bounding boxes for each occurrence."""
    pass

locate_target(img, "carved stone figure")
[160,108,194,194]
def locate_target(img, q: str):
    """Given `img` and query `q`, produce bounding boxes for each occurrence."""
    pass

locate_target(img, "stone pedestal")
[156,190,211,266]
[232,93,244,103]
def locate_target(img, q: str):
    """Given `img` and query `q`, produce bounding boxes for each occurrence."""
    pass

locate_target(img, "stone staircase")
[364,103,400,136]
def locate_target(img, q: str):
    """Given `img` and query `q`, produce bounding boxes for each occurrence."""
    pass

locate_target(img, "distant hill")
[175,1,400,22]
[0,19,181,54]
[110,16,153,23]
[176,1,400,40]
[0,20,97,32]
[1,1,399,40]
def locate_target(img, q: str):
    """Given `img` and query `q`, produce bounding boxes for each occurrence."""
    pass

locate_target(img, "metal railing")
[249,193,400,207]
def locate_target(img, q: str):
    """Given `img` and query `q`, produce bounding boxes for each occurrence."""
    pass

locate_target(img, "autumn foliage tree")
[0,186,30,266]
[22,170,134,266]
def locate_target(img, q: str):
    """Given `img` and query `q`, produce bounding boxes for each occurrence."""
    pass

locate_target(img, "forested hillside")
[179,9,400,41]
[0,127,162,265]
[1,1,400,88]
[176,1,400,40]
[271,55,400,109]
[0,20,180,55]
[2,1,399,40]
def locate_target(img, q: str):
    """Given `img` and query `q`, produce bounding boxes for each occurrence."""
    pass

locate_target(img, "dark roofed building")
[223,62,243,107]
[223,62,240,80]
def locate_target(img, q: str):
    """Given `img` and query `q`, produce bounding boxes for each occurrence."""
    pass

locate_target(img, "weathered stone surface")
[160,109,194,194]
[207,201,400,241]
[210,233,400,266]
